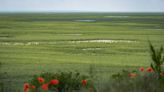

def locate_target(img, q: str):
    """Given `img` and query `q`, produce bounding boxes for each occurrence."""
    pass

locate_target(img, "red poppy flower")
[24,83,29,92]
[128,73,137,78]
[41,83,49,91]
[139,67,144,72]
[50,79,59,85]
[160,71,164,76]
[37,77,44,83]
[146,67,154,72]
[31,85,36,89]
[81,79,87,86]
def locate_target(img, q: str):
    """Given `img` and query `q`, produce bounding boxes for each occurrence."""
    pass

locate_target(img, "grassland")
[0,13,164,91]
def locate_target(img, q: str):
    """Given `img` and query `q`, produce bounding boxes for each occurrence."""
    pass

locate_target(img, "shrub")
[110,67,164,92]
[25,72,95,92]
[109,43,164,92]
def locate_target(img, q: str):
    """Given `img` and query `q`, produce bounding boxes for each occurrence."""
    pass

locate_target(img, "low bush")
[24,72,96,92]
[110,67,164,92]
[109,43,164,92]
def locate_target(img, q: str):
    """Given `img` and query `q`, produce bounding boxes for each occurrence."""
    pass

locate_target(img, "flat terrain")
[0,13,164,91]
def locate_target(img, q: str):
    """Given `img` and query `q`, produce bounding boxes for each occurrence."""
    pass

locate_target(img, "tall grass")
[93,43,164,92]
[0,62,4,92]
[149,42,164,79]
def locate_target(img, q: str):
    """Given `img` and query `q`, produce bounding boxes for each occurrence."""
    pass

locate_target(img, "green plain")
[0,13,164,91]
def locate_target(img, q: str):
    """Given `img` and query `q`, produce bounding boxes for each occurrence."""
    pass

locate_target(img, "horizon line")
[0,11,164,13]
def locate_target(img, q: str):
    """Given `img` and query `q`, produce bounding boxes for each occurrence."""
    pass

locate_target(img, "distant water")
[74,19,96,22]
[105,16,129,18]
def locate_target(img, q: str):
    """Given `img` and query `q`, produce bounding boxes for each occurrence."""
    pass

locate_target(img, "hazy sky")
[0,0,164,12]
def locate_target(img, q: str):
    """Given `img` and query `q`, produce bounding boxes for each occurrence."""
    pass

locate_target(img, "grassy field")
[0,13,164,91]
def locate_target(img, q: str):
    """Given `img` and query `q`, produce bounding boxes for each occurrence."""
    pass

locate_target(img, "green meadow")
[0,13,164,91]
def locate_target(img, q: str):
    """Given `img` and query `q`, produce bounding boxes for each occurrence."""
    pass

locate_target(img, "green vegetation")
[109,44,164,92]
[27,72,92,92]
[149,42,164,79]
[109,68,164,92]
[0,61,4,92]
[0,13,164,91]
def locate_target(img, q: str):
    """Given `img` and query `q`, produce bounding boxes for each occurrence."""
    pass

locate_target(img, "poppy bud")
[81,80,87,86]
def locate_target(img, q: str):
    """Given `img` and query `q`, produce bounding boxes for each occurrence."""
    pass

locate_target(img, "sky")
[0,0,164,12]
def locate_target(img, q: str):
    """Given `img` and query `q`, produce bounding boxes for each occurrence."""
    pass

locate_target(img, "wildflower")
[37,77,44,83]
[129,73,137,78]
[41,83,49,91]
[50,79,59,85]
[160,71,164,76]
[81,79,87,86]
[139,67,144,72]
[24,83,29,92]
[146,67,154,72]
[31,85,36,89]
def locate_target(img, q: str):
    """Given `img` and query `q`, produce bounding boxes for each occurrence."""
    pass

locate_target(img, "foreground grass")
[0,13,164,91]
